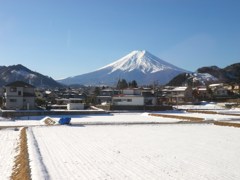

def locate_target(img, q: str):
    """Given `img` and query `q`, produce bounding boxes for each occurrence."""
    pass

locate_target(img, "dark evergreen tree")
[117,79,128,89]
[129,80,138,88]
[94,87,100,96]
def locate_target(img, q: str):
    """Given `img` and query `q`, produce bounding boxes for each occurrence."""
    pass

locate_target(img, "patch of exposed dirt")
[11,127,31,180]
[149,114,204,122]
[214,121,240,128]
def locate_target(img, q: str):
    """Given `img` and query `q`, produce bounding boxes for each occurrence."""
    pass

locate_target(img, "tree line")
[116,79,138,89]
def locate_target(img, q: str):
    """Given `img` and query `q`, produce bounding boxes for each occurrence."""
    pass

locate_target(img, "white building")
[112,95,144,106]
[112,88,157,106]
[122,88,141,95]
[55,98,84,110]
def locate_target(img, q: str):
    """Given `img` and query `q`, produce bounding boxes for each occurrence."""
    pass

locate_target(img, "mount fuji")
[58,50,189,86]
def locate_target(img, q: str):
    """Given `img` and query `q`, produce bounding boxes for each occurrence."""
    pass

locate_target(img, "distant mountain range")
[167,63,240,86]
[58,50,189,86]
[1,53,239,88]
[0,64,62,88]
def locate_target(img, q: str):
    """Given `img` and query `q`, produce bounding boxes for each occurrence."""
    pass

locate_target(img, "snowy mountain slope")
[191,73,218,83]
[59,50,189,86]
[98,50,183,74]
[168,63,240,86]
[0,64,62,88]
[167,72,219,86]
[198,63,240,82]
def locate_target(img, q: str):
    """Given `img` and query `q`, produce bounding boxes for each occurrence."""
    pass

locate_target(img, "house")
[54,98,84,110]
[213,86,228,97]
[96,88,120,104]
[159,86,193,105]
[224,84,240,95]
[122,88,141,95]
[209,84,228,97]
[141,88,157,105]
[170,86,192,104]
[112,95,144,106]
[191,86,212,101]
[2,81,36,110]
[197,87,211,99]
[112,88,156,106]
[157,86,175,105]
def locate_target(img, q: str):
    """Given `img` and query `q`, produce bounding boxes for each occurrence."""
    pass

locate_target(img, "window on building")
[113,99,121,102]
[10,87,17,92]
[18,91,22,96]
[9,99,17,102]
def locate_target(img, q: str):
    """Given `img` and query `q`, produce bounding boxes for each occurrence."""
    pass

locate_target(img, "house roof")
[113,94,143,98]
[56,98,83,101]
[172,87,188,91]
[5,81,35,88]
[198,88,207,91]
[209,83,223,87]
[101,88,117,92]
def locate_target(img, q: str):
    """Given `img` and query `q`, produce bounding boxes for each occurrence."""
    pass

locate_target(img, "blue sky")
[0,0,239,80]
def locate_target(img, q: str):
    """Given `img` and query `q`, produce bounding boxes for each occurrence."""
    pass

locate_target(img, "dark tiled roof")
[5,81,35,88]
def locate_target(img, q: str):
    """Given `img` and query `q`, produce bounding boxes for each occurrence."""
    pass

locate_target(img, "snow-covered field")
[0,113,182,127]
[27,124,240,180]
[0,128,20,179]
[1,111,240,179]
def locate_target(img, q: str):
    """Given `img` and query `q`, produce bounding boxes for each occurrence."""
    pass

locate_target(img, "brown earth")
[11,127,31,180]
[149,113,204,122]
[214,121,240,128]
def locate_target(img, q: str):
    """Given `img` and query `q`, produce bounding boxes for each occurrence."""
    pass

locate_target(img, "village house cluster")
[0,80,239,111]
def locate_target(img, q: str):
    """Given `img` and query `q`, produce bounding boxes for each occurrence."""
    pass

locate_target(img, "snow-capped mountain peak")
[58,50,189,86]
[98,50,182,74]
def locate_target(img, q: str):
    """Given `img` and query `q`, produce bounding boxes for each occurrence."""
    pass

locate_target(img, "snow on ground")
[0,113,181,127]
[1,109,240,127]
[175,103,225,110]
[0,128,20,179]
[1,112,240,179]
[28,124,240,180]
[70,113,181,124]
[215,108,240,115]
[0,119,43,127]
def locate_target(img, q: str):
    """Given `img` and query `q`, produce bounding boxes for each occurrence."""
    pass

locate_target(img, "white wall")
[67,103,84,110]
[113,96,144,106]
[5,97,23,110]
[123,89,141,95]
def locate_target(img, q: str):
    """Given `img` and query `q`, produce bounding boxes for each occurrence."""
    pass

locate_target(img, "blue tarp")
[58,117,71,125]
